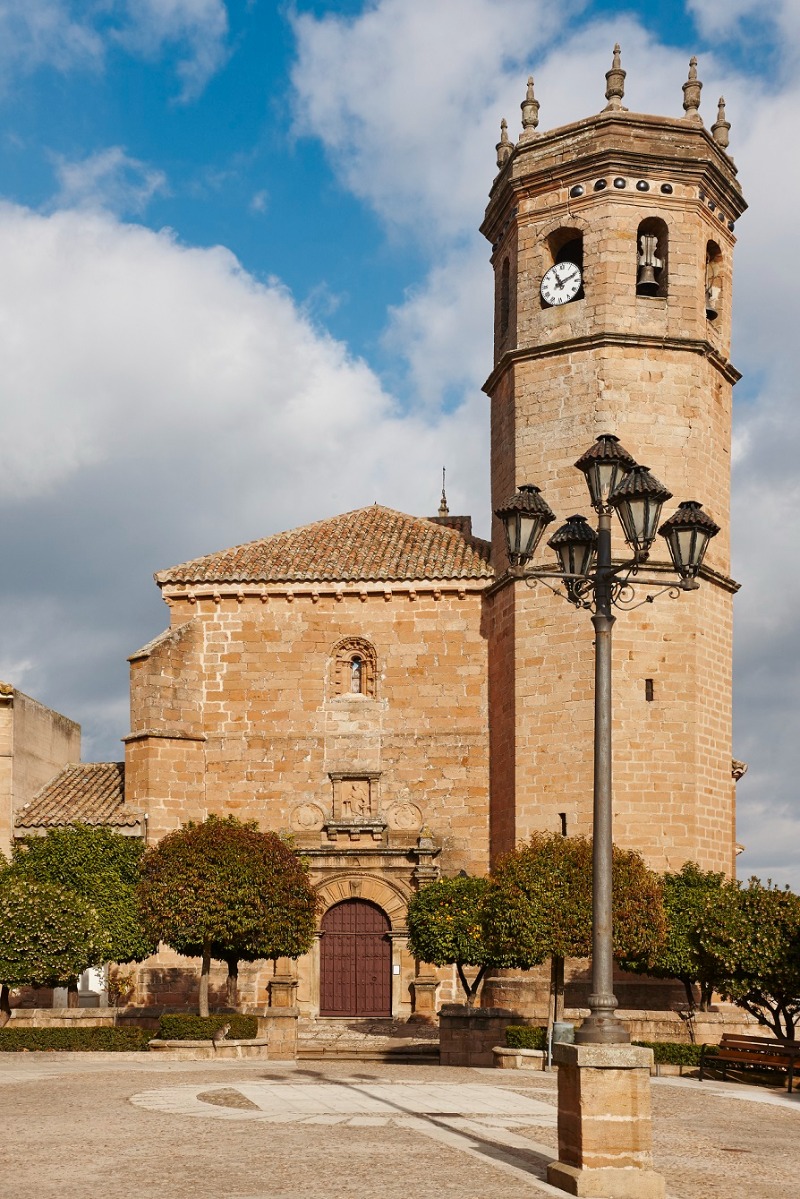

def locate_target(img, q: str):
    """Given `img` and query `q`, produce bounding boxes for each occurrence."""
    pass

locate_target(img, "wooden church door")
[319,899,392,1017]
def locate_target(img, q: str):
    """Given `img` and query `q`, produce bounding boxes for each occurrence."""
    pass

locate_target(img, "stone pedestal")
[547,1043,665,1199]
[268,975,298,1008]
[410,976,439,1021]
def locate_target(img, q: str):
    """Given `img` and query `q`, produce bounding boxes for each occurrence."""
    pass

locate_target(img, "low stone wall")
[439,1005,517,1067]
[8,1008,118,1029]
[492,1046,544,1070]
[563,1007,761,1044]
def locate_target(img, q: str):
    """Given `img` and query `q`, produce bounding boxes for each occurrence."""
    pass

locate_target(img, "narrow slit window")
[645,678,655,702]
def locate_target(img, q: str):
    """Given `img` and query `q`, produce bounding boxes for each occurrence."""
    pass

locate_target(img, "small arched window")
[636,218,668,298]
[499,257,510,337]
[705,240,723,321]
[331,638,377,698]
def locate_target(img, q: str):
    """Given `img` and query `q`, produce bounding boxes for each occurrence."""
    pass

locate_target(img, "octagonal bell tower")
[484,53,746,876]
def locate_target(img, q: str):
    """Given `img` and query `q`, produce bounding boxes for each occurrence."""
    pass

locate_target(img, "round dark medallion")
[569,184,585,198]
[707,200,716,210]
[594,179,607,191]
[636,180,650,191]
[613,177,626,189]
[727,220,735,231]
[660,183,674,194]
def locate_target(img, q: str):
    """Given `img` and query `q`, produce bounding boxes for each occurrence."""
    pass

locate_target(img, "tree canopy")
[137,815,318,1014]
[406,875,492,1006]
[618,861,729,1011]
[483,832,666,968]
[9,824,155,965]
[703,878,800,1040]
[0,875,102,1023]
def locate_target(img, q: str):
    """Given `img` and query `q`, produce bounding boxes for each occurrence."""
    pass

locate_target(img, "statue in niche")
[341,778,370,819]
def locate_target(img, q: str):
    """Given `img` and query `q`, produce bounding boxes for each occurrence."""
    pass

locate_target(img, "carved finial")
[438,467,449,517]
[496,118,513,169]
[682,56,703,123]
[604,43,626,111]
[711,95,731,151]
[520,75,540,139]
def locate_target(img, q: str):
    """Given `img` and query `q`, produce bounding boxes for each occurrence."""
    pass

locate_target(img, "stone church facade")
[14,56,747,1019]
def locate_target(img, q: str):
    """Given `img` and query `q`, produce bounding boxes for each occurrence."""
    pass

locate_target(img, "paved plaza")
[1,1054,798,1198]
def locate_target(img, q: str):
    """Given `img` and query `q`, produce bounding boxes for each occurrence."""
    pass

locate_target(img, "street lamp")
[496,435,719,1044]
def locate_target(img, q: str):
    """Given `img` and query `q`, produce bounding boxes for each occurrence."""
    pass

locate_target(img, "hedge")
[504,1027,717,1065]
[0,1027,154,1052]
[632,1041,717,1066]
[505,1025,547,1050]
[157,1013,259,1041]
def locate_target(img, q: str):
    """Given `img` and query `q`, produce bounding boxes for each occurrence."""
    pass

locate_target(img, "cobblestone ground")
[1,1054,797,1198]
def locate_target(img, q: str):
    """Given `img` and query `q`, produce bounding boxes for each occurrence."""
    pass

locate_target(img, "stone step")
[298,1017,439,1061]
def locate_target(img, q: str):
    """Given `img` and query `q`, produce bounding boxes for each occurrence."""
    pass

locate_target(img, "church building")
[14,51,747,1020]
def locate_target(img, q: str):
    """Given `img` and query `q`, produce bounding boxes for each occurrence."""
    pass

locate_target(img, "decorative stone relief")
[290,802,326,831]
[386,801,423,831]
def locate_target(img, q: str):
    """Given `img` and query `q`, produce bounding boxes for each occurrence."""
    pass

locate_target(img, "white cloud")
[0,200,488,758]
[0,1,103,78]
[51,146,168,216]
[0,0,229,99]
[112,0,230,102]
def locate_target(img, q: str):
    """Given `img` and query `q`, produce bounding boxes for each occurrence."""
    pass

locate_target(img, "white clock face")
[540,261,582,306]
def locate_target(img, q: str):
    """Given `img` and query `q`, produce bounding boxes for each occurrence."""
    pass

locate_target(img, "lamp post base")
[574,1013,630,1045]
[547,1042,665,1199]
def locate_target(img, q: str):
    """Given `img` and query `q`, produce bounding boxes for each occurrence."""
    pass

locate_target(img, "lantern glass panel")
[519,514,537,557]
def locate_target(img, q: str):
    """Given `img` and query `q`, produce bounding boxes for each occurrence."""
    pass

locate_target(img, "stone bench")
[148,1038,270,1060]
[492,1046,544,1070]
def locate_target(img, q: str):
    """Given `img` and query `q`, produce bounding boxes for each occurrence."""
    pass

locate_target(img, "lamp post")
[496,434,719,1045]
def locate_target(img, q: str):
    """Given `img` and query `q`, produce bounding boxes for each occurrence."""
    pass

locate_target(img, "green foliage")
[505,1025,547,1050]
[0,876,102,987]
[158,1014,258,1041]
[632,1041,714,1066]
[618,862,729,1010]
[0,1026,153,1052]
[138,815,318,1012]
[483,833,666,969]
[10,825,155,964]
[701,878,800,1040]
[407,876,492,1004]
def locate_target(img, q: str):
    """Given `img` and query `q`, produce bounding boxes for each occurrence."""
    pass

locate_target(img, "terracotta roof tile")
[15,763,141,830]
[156,505,494,586]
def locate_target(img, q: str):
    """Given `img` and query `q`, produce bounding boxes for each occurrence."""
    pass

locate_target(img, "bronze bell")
[636,263,659,294]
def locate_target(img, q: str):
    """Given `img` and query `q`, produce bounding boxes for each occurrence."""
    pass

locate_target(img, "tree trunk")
[67,980,79,1008]
[682,978,697,1012]
[198,939,211,1018]
[0,983,11,1028]
[226,959,239,1010]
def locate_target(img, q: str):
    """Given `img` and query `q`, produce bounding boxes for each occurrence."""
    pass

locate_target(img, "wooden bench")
[700,1033,800,1093]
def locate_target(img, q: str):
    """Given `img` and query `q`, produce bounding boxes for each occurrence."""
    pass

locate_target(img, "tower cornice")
[483,331,742,395]
[482,110,746,245]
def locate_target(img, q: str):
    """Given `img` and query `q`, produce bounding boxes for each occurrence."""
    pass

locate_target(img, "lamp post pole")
[581,508,627,1043]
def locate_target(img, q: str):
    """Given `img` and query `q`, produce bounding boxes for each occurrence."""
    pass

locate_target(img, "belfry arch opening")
[705,240,723,320]
[636,217,668,298]
[542,227,584,306]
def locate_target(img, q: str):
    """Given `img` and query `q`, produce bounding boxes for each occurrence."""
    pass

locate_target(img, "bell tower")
[484,52,746,875]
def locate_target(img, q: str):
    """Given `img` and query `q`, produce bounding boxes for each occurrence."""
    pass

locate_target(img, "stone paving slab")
[1,1054,799,1198]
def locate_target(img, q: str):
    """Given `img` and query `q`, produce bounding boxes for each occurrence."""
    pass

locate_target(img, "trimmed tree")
[483,833,666,1022]
[407,876,492,1007]
[618,861,729,1011]
[9,825,155,979]
[138,815,318,1015]
[703,878,800,1040]
[0,876,102,1025]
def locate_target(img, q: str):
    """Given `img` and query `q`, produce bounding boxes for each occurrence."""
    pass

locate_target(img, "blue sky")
[0,0,798,889]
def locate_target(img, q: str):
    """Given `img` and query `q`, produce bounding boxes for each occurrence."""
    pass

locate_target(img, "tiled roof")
[15,763,141,830]
[156,505,494,586]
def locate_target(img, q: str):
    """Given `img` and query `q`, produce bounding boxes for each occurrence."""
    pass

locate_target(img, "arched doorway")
[319,899,392,1017]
